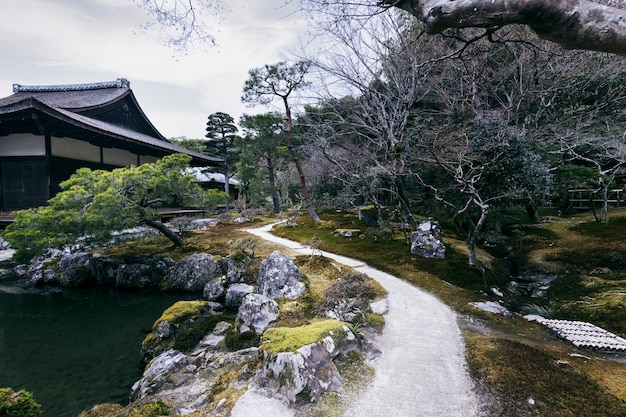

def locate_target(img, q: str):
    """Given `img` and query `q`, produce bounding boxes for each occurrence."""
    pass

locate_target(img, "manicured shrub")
[0,388,42,417]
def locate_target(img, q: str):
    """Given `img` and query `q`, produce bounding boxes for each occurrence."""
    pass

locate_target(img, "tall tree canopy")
[239,112,288,213]
[242,61,321,221]
[4,154,226,260]
[205,111,239,211]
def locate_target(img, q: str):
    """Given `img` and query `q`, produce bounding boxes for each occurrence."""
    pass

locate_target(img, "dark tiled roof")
[0,79,131,110]
[0,79,221,166]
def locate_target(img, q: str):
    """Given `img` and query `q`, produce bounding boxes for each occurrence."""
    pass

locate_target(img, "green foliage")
[172,314,224,353]
[241,61,311,106]
[224,330,261,351]
[519,303,557,318]
[3,154,227,259]
[0,388,42,417]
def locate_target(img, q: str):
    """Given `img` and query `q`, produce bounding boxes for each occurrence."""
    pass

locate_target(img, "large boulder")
[164,253,227,292]
[254,327,358,403]
[91,256,123,286]
[225,283,255,308]
[257,251,305,299]
[115,255,174,290]
[203,276,227,301]
[131,347,260,415]
[58,252,96,287]
[236,293,280,334]
[410,220,446,259]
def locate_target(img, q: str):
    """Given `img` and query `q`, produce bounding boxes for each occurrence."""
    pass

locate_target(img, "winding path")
[237,223,479,417]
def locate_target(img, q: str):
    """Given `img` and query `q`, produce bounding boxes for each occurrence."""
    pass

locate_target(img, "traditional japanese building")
[0,78,220,213]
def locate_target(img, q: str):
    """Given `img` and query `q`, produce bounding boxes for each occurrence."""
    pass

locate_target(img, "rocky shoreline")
[0,241,385,417]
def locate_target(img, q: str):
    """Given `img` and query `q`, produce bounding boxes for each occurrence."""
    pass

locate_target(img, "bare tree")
[131,0,626,55]
[558,128,626,222]
[382,0,626,55]
[414,115,551,267]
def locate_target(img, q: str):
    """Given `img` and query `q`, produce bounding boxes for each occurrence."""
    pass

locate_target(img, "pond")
[0,284,197,416]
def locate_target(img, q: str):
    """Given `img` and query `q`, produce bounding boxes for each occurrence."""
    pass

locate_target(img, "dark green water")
[0,285,196,416]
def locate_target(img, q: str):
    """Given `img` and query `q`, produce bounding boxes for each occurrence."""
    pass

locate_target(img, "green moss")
[172,314,224,353]
[363,313,385,331]
[122,400,171,417]
[466,336,626,416]
[261,319,347,353]
[0,388,42,417]
[152,300,207,327]
[224,330,261,351]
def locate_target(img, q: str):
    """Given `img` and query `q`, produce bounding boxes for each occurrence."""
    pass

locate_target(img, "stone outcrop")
[164,253,228,292]
[254,326,358,403]
[410,220,446,259]
[236,293,280,334]
[257,251,305,299]
[225,283,255,308]
[58,252,97,287]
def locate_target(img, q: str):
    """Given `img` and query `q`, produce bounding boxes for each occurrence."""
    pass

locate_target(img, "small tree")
[239,112,288,213]
[241,61,321,222]
[4,154,226,260]
[205,111,239,212]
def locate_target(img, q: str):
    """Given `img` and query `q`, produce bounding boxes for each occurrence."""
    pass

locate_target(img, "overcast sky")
[0,0,309,139]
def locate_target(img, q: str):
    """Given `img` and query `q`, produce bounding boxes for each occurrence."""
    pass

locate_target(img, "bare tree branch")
[382,0,626,55]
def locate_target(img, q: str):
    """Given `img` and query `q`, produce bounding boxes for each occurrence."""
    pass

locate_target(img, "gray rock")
[58,252,96,287]
[255,334,349,403]
[410,220,446,259]
[257,251,305,299]
[26,262,58,286]
[116,263,157,289]
[203,276,227,301]
[131,349,190,400]
[165,253,227,292]
[225,283,255,307]
[91,256,122,286]
[225,256,247,284]
[236,293,279,334]
[131,347,260,414]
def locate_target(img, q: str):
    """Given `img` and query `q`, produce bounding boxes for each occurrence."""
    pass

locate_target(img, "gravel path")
[238,223,480,417]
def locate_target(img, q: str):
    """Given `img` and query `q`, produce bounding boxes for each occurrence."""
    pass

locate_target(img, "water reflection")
[0,285,196,416]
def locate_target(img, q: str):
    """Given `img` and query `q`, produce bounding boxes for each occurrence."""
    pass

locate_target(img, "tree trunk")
[386,0,626,55]
[467,203,489,267]
[283,96,320,222]
[143,218,183,247]
[602,184,609,223]
[266,156,281,213]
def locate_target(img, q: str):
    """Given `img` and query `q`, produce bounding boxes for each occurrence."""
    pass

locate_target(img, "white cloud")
[0,0,308,138]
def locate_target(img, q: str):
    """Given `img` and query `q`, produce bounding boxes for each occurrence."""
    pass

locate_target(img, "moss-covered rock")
[260,319,349,353]
[141,300,222,362]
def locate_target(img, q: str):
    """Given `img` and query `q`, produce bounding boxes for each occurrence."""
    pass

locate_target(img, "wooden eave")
[0,98,220,167]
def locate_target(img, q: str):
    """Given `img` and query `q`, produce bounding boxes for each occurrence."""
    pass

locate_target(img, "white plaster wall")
[103,147,138,166]
[0,133,45,156]
[51,137,100,163]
